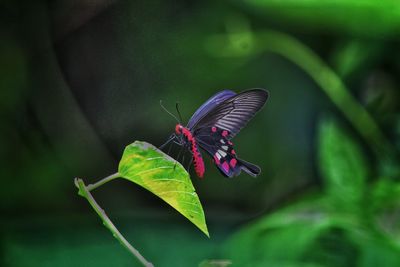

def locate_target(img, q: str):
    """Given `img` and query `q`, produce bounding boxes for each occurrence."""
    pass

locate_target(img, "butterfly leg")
[159,134,175,150]
[172,139,184,165]
[186,156,193,172]
[181,152,185,167]
[167,140,174,155]
[181,143,193,168]
[174,143,185,170]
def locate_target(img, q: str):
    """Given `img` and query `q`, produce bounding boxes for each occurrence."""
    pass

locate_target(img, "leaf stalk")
[74,177,154,267]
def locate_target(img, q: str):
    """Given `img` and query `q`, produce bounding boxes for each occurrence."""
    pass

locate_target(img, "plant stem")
[86,172,121,192]
[74,178,154,267]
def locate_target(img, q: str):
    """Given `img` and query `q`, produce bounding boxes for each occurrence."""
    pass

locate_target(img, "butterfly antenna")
[176,102,183,123]
[160,100,180,123]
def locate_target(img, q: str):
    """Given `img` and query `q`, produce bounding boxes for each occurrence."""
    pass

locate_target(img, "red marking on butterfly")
[221,161,230,173]
[213,155,220,165]
[175,124,205,178]
[230,158,237,168]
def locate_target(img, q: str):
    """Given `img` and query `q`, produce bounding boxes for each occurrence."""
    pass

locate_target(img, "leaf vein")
[134,166,173,176]
[158,190,197,196]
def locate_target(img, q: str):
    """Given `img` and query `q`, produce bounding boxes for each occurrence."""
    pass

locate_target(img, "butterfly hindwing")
[196,127,260,177]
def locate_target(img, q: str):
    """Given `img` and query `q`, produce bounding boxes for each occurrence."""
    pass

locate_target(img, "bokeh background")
[2,1,400,266]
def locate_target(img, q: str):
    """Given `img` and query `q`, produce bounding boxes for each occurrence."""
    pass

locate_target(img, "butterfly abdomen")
[180,126,205,178]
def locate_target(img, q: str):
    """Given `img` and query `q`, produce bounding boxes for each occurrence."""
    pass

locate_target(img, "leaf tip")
[200,225,210,238]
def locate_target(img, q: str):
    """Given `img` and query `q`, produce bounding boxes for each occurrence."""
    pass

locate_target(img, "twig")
[74,177,154,267]
[85,172,121,192]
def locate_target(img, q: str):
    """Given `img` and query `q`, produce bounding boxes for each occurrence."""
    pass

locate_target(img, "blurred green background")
[1,0,400,266]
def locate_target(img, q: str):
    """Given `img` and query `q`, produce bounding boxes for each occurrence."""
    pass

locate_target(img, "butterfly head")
[175,124,184,135]
[175,124,194,144]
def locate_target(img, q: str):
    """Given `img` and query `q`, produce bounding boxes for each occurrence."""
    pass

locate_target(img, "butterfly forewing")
[187,90,236,129]
[190,89,268,139]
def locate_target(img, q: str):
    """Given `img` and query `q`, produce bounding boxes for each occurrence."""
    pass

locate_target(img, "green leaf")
[318,117,368,208]
[118,141,209,237]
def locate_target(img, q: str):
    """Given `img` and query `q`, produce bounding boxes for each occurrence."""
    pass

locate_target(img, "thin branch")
[85,172,121,192]
[74,178,154,267]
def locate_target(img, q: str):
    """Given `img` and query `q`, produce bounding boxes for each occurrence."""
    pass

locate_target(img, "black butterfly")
[161,89,269,178]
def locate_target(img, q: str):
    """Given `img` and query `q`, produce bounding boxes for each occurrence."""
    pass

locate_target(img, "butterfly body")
[175,124,205,178]
[169,89,269,178]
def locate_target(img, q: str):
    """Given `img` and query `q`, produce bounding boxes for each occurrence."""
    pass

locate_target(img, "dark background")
[1,1,400,266]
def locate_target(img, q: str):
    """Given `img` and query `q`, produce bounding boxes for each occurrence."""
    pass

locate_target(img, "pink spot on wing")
[228,141,233,145]
[222,130,228,137]
[213,154,220,164]
[230,158,237,168]
[211,127,217,132]
[231,149,236,155]
[222,161,230,173]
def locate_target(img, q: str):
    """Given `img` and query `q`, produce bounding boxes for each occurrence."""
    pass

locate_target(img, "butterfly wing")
[196,126,260,177]
[190,89,269,139]
[187,90,236,129]
[187,88,268,177]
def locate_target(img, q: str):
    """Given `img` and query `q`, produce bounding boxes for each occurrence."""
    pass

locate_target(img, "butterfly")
[161,89,269,178]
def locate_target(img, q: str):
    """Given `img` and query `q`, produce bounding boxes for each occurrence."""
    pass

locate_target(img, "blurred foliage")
[222,118,400,267]
[229,0,400,38]
[318,117,368,211]
[1,0,400,266]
